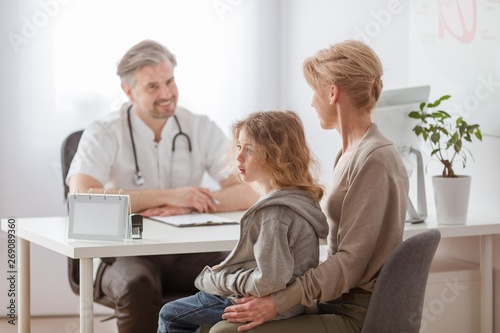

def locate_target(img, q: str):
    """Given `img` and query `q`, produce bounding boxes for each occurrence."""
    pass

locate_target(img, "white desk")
[2,213,499,333]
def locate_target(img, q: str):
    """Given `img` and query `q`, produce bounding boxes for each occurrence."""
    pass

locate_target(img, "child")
[157,110,328,333]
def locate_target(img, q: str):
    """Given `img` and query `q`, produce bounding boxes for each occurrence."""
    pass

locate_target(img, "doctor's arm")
[139,176,258,216]
[212,174,259,212]
[68,173,220,214]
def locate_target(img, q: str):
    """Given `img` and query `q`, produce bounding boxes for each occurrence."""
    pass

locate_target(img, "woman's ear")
[329,85,338,105]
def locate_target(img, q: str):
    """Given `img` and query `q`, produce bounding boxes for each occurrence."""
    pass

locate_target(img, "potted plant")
[408,94,482,225]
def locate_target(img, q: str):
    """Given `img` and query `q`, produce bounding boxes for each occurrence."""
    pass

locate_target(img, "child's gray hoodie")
[194,188,328,319]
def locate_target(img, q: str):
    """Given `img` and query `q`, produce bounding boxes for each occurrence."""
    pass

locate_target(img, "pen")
[211,198,220,205]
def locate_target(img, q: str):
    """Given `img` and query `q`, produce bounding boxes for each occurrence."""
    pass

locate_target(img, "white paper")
[150,213,238,227]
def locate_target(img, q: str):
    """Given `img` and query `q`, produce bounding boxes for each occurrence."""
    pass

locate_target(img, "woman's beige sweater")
[272,123,409,313]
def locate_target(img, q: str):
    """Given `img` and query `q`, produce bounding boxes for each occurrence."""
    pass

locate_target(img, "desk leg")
[480,235,493,333]
[79,259,94,333]
[18,238,30,333]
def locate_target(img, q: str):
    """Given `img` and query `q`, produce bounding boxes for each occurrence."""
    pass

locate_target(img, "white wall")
[281,0,409,185]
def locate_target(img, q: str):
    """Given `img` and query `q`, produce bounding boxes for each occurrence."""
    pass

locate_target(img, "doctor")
[66,39,258,333]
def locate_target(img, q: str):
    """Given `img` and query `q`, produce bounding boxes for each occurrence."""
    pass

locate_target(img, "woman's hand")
[222,295,278,331]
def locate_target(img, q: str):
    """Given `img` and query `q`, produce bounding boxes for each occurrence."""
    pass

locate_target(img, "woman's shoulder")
[356,125,400,158]
[347,124,405,175]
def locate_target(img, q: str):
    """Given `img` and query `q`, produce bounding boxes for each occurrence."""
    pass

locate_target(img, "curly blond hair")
[228,110,324,202]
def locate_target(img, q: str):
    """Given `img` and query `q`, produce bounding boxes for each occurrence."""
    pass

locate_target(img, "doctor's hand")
[166,187,217,213]
[140,205,192,217]
[222,295,278,331]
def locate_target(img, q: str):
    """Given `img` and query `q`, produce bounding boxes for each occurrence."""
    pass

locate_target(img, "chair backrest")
[61,130,84,200]
[61,130,116,308]
[60,130,85,296]
[361,229,441,333]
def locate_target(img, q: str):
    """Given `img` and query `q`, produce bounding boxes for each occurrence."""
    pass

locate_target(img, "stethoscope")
[127,105,192,186]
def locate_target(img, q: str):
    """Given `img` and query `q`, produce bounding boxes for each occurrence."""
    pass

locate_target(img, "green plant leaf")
[408,111,421,119]
[454,140,462,153]
[432,112,443,118]
[431,132,440,144]
[439,110,451,118]
[440,127,449,136]
[414,126,423,136]
[431,148,440,156]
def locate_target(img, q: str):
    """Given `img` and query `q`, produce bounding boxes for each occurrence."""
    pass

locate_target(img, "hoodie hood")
[247,189,328,239]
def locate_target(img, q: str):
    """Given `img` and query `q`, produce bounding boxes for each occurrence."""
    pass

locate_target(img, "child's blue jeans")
[158,291,233,333]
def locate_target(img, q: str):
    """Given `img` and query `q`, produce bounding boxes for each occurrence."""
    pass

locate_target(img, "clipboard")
[150,213,238,227]
[68,190,130,241]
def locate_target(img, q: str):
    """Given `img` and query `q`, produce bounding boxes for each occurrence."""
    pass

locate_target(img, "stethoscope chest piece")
[134,171,145,186]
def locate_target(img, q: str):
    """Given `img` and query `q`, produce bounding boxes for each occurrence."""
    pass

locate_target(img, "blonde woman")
[215,40,410,332]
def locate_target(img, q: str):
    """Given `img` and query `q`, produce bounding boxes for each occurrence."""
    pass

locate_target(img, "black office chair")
[61,130,115,308]
[207,229,441,333]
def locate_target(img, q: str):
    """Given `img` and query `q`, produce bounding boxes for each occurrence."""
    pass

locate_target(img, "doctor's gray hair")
[117,39,177,87]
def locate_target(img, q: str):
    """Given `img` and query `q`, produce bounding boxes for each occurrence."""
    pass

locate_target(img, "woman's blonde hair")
[229,110,324,202]
[303,40,383,113]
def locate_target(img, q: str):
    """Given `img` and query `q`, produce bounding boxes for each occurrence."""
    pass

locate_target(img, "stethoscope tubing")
[127,105,192,186]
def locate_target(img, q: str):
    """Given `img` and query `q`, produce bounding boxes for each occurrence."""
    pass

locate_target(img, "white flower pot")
[432,175,471,225]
